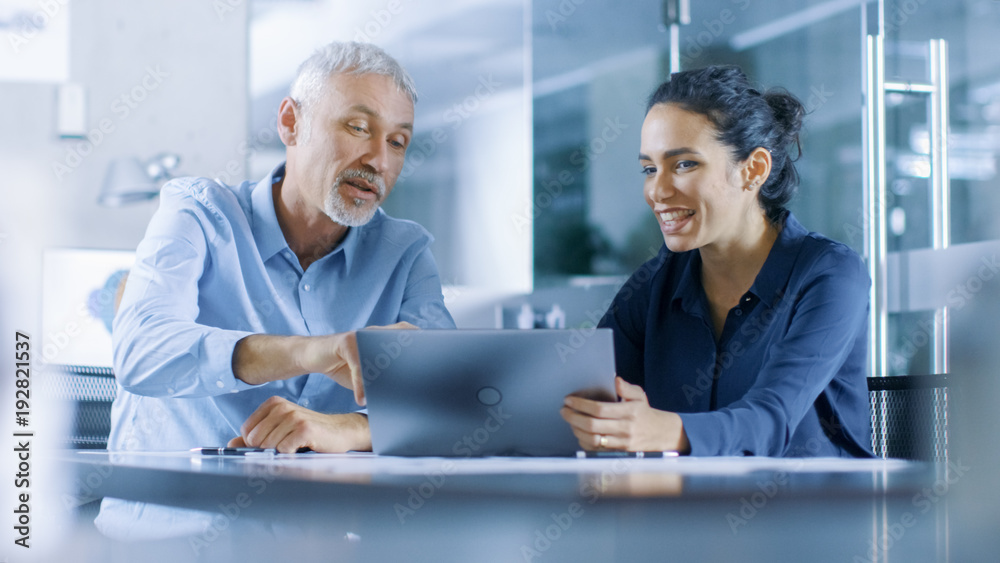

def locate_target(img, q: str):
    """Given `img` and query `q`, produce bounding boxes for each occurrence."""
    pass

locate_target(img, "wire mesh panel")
[868,375,949,462]
[38,365,118,449]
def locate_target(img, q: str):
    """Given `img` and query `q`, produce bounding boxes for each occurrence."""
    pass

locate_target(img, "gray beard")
[323,169,386,227]
[324,189,378,227]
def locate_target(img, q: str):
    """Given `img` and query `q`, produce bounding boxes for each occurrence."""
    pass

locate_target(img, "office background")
[2,0,1000,560]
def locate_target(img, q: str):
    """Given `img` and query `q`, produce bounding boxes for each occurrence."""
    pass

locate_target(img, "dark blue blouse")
[599,213,874,457]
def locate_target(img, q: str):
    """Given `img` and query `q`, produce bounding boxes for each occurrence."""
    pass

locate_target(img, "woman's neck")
[700,213,780,306]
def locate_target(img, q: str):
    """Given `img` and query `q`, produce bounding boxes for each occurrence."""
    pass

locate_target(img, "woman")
[561,66,873,457]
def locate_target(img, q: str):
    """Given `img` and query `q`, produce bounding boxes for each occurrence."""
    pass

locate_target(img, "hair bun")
[764,89,805,146]
[646,65,804,224]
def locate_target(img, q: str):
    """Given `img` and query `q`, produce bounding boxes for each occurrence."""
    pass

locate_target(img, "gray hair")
[289,41,417,140]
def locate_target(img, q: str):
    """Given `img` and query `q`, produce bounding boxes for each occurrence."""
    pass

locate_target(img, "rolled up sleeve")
[112,197,257,398]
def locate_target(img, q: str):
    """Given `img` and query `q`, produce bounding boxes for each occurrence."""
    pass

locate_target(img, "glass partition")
[531,0,865,287]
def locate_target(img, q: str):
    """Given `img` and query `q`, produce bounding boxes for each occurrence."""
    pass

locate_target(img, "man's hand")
[560,376,690,453]
[300,321,417,406]
[233,322,417,407]
[228,396,371,453]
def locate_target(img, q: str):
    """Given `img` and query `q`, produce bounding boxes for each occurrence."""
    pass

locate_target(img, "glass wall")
[531,0,867,286]
[245,0,1000,310]
[531,0,1000,375]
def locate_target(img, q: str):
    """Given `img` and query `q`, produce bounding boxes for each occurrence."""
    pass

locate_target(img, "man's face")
[291,72,414,227]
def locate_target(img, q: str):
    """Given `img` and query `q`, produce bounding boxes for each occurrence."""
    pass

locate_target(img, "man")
[107,41,454,456]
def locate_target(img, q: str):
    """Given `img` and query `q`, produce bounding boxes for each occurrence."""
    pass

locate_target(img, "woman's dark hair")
[646,65,805,225]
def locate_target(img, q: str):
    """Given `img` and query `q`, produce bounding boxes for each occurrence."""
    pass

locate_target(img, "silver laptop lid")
[358,329,616,457]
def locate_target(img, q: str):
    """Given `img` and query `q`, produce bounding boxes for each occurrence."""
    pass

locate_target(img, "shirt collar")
[671,250,704,315]
[335,212,368,275]
[669,212,808,311]
[749,212,808,308]
[250,161,373,274]
[250,162,289,262]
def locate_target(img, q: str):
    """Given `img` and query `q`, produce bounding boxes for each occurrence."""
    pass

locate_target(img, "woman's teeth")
[660,210,694,222]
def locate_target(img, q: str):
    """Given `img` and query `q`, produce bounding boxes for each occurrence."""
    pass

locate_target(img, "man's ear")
[743,147,772,191]
[277,97,301,147]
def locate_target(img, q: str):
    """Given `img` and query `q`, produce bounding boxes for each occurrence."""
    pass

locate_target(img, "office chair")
[40,365,118,449]
[868,374,949,462]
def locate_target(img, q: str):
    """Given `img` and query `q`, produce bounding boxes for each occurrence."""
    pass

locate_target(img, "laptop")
[358,329,617,457]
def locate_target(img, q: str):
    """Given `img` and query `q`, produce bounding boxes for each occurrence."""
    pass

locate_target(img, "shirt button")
[734,309,743,317]
[303,284,311,291]
[302,399,310,407]
[216,381,225,388]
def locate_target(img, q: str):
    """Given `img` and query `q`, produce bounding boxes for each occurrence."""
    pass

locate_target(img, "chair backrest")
[868,374,949,462]
[40,365,118,449]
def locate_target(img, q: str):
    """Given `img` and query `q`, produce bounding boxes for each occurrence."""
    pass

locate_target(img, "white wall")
[0,1,248,551]
[0,0,248,347]
[453,88,533,290]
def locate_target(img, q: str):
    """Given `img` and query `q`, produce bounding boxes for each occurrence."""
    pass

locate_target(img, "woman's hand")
[560,376,690,453]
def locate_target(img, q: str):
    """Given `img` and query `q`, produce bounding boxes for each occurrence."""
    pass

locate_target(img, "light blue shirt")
[107,162,455,452]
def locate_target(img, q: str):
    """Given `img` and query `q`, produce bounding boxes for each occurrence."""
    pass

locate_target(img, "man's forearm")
[232,334,314,385]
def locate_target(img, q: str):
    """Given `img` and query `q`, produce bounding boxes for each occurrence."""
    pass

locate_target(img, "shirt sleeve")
[679,248,870,456]
[396,247,456,329]
[111,190,257,398]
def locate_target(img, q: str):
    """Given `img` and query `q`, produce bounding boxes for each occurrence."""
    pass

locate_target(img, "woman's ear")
[277,97,302,147]
[743,147,773,191]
